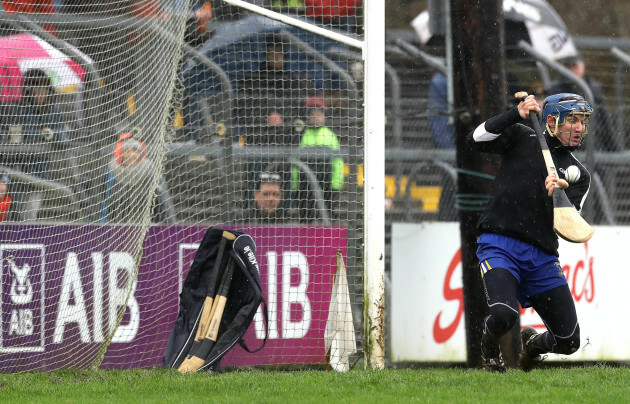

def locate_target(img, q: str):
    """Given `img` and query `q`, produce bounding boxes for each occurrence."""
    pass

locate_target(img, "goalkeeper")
[467,93,593,373]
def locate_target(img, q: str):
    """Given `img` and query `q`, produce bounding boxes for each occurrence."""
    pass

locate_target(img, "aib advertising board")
[0,224,347,371]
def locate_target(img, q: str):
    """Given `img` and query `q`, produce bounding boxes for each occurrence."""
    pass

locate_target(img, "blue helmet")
[542,93,593,148]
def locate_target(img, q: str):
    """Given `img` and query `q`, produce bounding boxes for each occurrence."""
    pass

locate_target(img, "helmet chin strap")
[546,116,560,138]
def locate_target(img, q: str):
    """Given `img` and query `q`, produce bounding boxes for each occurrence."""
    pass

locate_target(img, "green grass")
[0,366,628,403]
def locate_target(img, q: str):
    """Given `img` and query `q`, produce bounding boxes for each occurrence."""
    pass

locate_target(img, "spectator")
[0,175,12,222]
[261,99,294,146]
[113,130,145,163]
[242,96,295,212]
[545,56,622,151]
[61,1,134,132]
[19,69,68,144]
[240,39,305,98]
[427,71,454,149]
[1,69,64,221]
[129,1,215,47]
[267,107,284,128]
[186,1,214,47]
[530,84,546,109]
[237,171,297,224]
[252,97,305,147]
[239,38,307,143]
[513,84,546,132]
[104,137,156,223]
[427,71,529,149]
[291,96,344,221]
[62,0,218,131]
[2,0,56,34]
[305,0,361,32]
[10,69,68,189]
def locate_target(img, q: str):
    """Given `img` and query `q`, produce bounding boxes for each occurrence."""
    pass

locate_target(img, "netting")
[0,1,365,372]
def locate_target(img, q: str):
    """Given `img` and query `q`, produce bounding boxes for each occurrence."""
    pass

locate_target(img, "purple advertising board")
[0,224,347,371]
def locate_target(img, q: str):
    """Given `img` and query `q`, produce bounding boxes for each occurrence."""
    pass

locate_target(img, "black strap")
[238,298,269,353]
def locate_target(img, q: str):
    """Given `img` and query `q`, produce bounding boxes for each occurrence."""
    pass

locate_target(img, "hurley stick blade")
[554,207,594,242]
[177,356,206,374]
[552,188,594,242]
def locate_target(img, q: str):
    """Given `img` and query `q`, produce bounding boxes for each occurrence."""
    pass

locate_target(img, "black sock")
[481,317,501,358]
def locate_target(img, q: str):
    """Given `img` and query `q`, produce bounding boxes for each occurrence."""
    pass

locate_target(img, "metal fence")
[382,31,630,271]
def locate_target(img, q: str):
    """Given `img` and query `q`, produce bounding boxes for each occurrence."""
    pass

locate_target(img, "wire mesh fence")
[383,37,630,273]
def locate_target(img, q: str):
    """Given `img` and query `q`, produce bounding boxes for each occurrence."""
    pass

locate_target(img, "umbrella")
[0,33,91,102]
[411,0,580,62]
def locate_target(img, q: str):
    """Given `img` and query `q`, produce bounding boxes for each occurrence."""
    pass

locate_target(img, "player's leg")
[527,285,580,354]
[480,266,520,373]
[519,285,580,371]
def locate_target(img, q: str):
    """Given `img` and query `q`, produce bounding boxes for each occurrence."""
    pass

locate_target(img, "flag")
[324,251,356,372]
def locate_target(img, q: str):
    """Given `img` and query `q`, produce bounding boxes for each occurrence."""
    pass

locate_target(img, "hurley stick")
[178,256,235,374]
[515,91,594,243]
[194,231,236,341]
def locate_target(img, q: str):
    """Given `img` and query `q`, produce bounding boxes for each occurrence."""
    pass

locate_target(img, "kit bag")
[162,227,267,372]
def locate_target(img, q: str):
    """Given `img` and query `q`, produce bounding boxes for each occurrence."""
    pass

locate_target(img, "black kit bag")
[162,227,268,372]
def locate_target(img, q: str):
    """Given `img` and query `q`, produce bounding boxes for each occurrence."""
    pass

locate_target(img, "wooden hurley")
[194,231,236,341]
[178,256,236,374]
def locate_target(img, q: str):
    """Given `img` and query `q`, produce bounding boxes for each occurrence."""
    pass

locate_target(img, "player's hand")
[518,95,541,119]
[545,174,568,196]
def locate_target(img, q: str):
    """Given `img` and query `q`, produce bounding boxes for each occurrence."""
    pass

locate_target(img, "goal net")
[0,0,367,372]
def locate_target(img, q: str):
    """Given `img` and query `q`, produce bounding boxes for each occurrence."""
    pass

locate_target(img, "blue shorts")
[476,233,567,308]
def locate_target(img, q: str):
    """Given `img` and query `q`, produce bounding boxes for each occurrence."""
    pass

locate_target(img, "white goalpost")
[226,0,385,370]
[361,0,385,370]
[0,0,383,372]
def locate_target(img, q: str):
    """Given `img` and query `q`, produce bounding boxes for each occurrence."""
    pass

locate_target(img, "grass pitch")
[0,366,628,403]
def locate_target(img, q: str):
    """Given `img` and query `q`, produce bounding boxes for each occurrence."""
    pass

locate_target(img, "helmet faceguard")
[542,93,593,150]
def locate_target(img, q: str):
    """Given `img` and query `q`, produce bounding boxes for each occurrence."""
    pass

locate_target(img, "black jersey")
[467,107,591,256]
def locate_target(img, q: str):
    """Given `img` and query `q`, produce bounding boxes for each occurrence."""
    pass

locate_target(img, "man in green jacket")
[291,96,344,221]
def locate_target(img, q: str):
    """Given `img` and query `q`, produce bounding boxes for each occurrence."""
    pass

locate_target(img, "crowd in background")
[427,56,622,153]
[0,0,363,224]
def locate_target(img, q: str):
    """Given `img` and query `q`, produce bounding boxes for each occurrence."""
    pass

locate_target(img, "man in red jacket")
[0,175,12,222]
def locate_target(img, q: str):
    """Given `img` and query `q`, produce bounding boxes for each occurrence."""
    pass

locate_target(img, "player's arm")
[466,106,521,154]
[467,95,540,153]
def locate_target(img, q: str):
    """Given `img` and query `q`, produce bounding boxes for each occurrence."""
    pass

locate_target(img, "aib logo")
[9,259,34,305]
[1,244,45,352]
